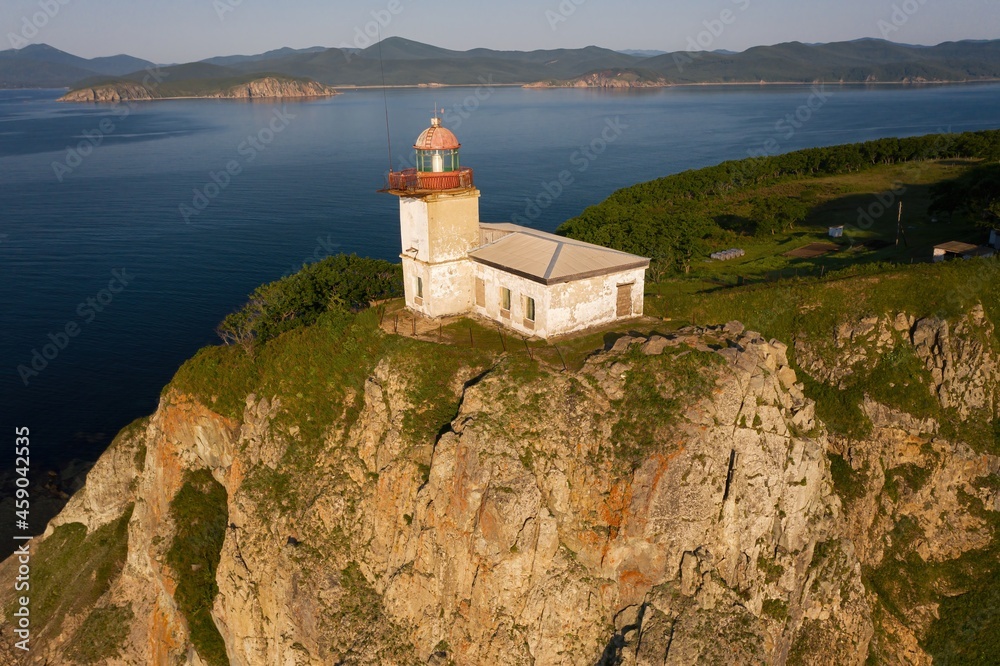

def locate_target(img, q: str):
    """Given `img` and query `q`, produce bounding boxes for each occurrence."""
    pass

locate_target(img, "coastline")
[9,77,1000,100]
[521,78,1000,89]
[56,91,341,103]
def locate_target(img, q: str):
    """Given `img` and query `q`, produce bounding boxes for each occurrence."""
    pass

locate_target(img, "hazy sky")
[3,0,999,62]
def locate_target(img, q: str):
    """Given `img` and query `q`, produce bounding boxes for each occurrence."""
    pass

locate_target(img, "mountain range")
[3,37,1000,90]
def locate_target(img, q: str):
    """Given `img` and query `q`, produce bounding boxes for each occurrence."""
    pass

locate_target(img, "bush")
[217,254,402,352]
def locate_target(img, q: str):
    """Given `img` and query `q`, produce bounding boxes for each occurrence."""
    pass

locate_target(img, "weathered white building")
[386,118,648,339]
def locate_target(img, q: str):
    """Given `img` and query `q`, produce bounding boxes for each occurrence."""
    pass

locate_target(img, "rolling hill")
[0,44,155,88]
[10,37,1000,92]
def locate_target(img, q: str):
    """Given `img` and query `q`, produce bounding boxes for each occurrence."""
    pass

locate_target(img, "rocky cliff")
[524,70,668,89]
[1,300,997,665]
[59,77,338,102]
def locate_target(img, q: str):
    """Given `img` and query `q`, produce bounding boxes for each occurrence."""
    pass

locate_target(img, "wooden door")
[617,283,633,318]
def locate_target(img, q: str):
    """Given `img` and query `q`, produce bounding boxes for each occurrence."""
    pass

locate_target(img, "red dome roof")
[414,118,460,151]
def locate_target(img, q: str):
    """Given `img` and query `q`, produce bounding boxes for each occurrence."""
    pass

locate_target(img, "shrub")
[217,254,402,352]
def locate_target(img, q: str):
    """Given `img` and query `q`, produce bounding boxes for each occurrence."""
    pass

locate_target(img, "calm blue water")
[2,83,1000,471]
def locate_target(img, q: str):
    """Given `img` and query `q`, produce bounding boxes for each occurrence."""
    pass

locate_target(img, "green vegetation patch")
[884,463,932,503]
[66,604,134,664]
[331,562,418,663]
[396,340,493,444]
[166,469,229,666]
[757,555,785,583]
[14,505,133,641]
[612,348,723,463]
[828,453,866,506]
[865,496,1000,664]
[216,254,402,353]
[922,493,1000,664]
[761,598,789,622]
[561,131,1000,280]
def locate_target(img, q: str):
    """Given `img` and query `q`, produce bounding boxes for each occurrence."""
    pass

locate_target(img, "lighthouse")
[384,116,650,339]
[386,117,480,318]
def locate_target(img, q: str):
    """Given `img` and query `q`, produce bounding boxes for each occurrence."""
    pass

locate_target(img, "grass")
[67,604,134,664]
[828,454,866,506]
[757,555,785,584]
[921,493,1000,663]
[331,562,419,664]
[611,346,723,463]
[863,491,1000,665]
[761,598,789,622]
[396,342,493,444]
[644,159,990,297]
[12,505,133,644]
[884,463,932,503]
[166,469,229,666]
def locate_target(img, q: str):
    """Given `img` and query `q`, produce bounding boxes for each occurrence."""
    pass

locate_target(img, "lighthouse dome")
[414,117,461,151]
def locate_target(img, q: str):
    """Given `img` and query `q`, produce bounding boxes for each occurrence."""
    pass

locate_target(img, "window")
[475,278,486,307]
[501,287,511,315]
[415,277,424,304]
[524,297,536,322]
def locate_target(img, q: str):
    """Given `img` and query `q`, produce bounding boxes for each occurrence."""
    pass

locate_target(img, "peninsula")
[59,74,338,103]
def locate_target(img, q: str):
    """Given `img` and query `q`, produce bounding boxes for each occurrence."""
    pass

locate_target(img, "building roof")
[470,223,650,285]
[935,241,979,254]
[414,118,460,151]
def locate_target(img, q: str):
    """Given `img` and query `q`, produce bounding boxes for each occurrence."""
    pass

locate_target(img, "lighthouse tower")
[386,117,480,318]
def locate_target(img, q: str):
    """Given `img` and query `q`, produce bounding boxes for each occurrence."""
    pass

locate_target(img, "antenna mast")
[377,26,393,176]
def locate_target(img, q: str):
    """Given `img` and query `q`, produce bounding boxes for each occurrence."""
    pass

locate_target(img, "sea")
[2,83,1000,476]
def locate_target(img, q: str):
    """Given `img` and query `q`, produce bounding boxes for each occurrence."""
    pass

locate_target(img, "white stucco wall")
[547,268,646,337]
[402,255,474,318]
[399,191,480,264]
[472,265,551,337]
[471,263,647,339]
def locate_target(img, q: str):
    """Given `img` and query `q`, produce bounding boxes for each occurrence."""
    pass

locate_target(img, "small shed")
[990,229,1000,249]
[828,226,844,238]
[934,241,981,262]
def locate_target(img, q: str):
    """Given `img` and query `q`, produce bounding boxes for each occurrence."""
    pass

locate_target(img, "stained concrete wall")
[402,255,474,319]
[399,190,481,264]
[471,263,647,339]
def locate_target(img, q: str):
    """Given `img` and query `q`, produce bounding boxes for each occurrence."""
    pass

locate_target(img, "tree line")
[557,130,1000,274]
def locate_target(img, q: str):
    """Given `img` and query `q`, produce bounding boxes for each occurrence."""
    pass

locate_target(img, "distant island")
[3,37,1000,91]
[59,74,338,102]
[524,68,669,89]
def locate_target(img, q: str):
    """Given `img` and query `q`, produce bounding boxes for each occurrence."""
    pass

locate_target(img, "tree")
[749,196,808,236]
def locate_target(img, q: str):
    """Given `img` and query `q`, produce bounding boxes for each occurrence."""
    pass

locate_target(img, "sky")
[3,0,999,62]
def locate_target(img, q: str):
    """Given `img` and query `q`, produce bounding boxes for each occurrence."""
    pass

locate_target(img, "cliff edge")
[0,280,997,664]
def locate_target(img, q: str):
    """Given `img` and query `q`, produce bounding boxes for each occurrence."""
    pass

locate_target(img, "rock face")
[0,308,996,665]
[59,77,338,102]
[525,70,668,89]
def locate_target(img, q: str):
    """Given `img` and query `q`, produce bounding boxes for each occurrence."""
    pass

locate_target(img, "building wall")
[471,263,647,339]
[472,265,552,337]
[402,256,474,319]
[548,268,646,337]
[991,229,999,249]
[398,190,481,264]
